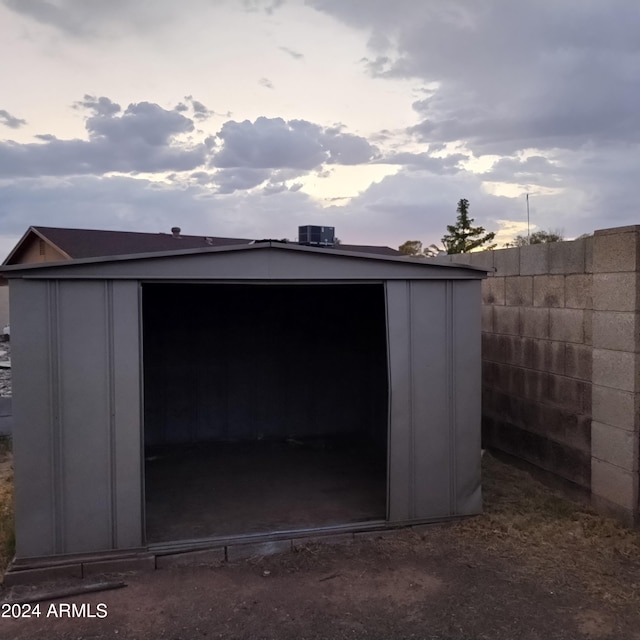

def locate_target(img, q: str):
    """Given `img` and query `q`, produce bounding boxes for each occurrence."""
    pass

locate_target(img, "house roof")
[3,225,402,266]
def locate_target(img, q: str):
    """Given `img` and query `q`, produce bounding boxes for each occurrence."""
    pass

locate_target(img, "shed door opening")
[142,283,389,543]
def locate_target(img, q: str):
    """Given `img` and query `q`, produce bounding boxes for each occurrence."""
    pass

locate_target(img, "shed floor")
[145,442,387,543]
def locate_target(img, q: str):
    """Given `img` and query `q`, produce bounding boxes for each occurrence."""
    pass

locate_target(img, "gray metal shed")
[3,242,485,573]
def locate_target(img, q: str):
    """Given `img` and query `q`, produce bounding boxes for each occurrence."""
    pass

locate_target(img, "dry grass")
[0,437,14,574]
[456,452,640,606]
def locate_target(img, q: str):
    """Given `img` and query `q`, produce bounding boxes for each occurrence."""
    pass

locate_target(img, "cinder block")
[593,273,637,311]
[520,243,549,275]
[520,307,549,339]
[592,385,636,430]
[567,414,592,454]
[493,247,520,276]
[592,349,635,392]
[584,311,593,345]
[448,253,472,266]
[500,334,521,364]
[565,274,593,309]
[504,396,536,429]
[535,405,590,453]
[592,422,638,472]
[593,229,639,273]
[591,494,637,526]
[565,343,592,381]
[591,457,638,511]
[549,239,586,274]
[523,369,548,400]
[490,366,511,394]
[517,336,534,369]
[2,563,83,586]
[83,556,156,576]
[482,361,498,389]
[533,275,565,308]
[486,419,591,488]
[595,225,640,235]
[592,311,638,352]
[481,306,494,332]
[585,236,594,273]
[468,250,495,272]
[539,340,564,374]
[549,308,584,344]
[482,386,497,413]
[519,338,564,374]
[226,540,292,562]
[505,276,533,306]
[547,374,588,414]
[156,548,226,568]
[493,306,519,336]
[490,334,519,365]
[482,277,505,305]
[481,332,497,361]
[507,365,525,396]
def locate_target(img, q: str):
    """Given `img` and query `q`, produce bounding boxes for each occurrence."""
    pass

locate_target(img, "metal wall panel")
[451,280,483,514]
[411,281,452,519]
[385,281,413,521]
[11,280,143,559]
[110,281,144,548]
[386,280,482,522]
[11,280,57,557]
[57,282,112,552]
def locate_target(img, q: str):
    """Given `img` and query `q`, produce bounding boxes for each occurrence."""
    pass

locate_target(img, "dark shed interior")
[142,283,389,542]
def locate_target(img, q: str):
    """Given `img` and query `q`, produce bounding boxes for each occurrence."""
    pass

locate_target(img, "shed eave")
[0,241,488,278]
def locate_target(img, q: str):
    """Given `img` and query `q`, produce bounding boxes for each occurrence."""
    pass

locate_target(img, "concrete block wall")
[440,226,640,524]
[590,227,640,523]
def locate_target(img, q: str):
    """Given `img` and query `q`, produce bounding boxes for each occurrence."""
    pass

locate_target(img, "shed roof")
[3,226,401,266]
[0,240,487,281]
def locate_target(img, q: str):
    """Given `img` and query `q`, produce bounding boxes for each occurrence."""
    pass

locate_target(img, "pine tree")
[441,199,496,254]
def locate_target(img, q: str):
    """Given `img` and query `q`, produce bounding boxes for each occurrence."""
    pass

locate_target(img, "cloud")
[307,0,640,156]
[480,155,563,187]
[211,116,378,171]
[0,173,328,257]
[2,0,181,37]
[279,46,304,60]
[178,96,215,122]
[322,128,381,165]
[73,95,121,117]
[242,0,285,15]
[0,98,207,177]
[374,151,467,173]
[0,109,27,129]
[3,0,85,35]
[214,167,272,194]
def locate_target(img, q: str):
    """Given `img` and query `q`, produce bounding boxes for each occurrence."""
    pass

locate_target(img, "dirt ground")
[2,452,640,640]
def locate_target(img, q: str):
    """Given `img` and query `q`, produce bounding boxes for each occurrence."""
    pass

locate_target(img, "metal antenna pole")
[526,193,530,243]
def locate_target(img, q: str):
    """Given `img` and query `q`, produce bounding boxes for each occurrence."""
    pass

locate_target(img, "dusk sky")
[1,0,638,257]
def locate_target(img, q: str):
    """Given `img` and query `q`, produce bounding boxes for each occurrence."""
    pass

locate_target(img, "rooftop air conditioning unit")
[298,225,335,246]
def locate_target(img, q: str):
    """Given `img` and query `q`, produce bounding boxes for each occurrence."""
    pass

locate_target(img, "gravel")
[0,340,9,397]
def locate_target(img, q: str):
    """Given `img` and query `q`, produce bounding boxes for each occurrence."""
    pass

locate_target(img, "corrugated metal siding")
[11,280,142,558]
[8,247,483,560]
[386,280,482,522]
